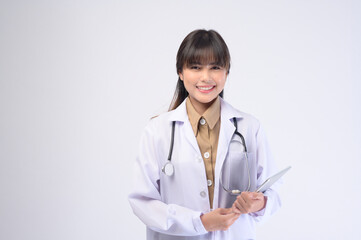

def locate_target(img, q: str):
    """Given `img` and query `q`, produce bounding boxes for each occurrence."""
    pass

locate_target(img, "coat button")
[204,152,210,159]
[199,118,206,125]
[207,179,213,187]
[197,156,203,163]
[200,191,207,198]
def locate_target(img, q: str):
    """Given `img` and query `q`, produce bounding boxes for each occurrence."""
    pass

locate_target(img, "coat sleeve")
[128,121,208,236]
[249,123,282,223]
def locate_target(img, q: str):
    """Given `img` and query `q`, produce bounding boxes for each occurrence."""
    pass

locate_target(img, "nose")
[200,69,211,82]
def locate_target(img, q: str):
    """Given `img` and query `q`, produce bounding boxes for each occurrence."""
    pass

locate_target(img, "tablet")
[256,166,291,193]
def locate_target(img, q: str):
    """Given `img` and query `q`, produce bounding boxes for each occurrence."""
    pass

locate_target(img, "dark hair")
[168,29,231,111]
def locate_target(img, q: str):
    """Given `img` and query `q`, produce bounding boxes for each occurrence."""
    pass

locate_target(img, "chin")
[199,97,217,104]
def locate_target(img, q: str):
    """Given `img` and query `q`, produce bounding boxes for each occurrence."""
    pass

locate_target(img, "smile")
[197,86,215,91]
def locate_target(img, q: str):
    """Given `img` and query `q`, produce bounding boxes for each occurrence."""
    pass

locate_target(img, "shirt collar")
[203,96,221,130]
[186,96,221,135]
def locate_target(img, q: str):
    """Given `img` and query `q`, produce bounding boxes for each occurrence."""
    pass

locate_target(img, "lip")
[197,85,215,93]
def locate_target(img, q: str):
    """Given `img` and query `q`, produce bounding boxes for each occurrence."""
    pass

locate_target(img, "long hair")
[168,29,231,111]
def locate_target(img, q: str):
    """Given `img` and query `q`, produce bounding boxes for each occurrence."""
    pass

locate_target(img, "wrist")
[200,212,210,231]
[257,196,267,212]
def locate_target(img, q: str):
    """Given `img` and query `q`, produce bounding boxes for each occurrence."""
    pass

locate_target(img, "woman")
[128,29,281,240]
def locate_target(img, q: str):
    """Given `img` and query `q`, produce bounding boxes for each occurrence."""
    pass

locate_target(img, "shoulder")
[144,111,172,131]
[142,108,181,140]
[146,99,188,128]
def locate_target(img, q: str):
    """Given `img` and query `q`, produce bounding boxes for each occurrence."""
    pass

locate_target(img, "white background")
[1,0,360,239]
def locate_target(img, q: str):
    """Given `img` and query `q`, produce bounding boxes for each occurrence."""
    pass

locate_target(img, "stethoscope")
[161,121,176,176]
[162,117,251,195]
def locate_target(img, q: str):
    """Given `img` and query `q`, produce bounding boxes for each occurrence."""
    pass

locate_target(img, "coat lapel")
[183,117,202,154]
[214,113,235,183]
[168,100,201,155]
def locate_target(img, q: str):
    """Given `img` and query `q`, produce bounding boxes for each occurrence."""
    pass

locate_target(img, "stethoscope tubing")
[219,117,251,195]
[164,118,251,195]
[167,121,176,161]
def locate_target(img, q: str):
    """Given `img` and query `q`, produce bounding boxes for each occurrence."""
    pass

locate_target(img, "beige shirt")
[186,97,221,208]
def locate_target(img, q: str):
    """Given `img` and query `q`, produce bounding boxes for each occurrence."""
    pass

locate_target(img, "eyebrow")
[189,62,219,65]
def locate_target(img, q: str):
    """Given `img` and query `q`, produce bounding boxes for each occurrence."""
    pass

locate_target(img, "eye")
[190,65,200,70]
[211,65,222,70]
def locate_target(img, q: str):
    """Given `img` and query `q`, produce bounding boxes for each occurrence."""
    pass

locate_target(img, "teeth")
[198,86,213,90]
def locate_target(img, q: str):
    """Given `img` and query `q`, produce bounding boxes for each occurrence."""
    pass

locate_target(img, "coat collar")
[168,97,244,123]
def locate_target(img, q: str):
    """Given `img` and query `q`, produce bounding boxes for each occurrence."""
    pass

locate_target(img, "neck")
[189,97,216,115]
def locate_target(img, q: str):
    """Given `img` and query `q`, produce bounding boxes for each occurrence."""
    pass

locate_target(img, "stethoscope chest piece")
[162,161,174,176]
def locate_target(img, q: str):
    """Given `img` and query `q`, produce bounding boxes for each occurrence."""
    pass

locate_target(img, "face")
[179,62,227,114]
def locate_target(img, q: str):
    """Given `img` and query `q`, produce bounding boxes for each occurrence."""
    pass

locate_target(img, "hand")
[232,192,267,214]
[200,208,240,231]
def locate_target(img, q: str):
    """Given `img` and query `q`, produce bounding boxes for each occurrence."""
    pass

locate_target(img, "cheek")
[183,76,197,86]
[216,76,227,87]
[182,79,194,92]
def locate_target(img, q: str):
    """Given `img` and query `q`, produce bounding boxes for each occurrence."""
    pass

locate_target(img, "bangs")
[184,41,228,68]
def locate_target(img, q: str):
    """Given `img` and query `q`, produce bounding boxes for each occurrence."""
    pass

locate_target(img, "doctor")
[128,29,281,240]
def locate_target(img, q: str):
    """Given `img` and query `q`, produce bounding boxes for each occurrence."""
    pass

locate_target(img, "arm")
[128,123,207,236]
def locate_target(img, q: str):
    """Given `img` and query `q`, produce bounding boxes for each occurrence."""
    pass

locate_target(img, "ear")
[179,72,184,81]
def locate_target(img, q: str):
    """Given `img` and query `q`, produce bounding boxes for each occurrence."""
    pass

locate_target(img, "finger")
[232,204,240,214]
[234,199,248,214]
[242,194,261,210]
[223,212,239,221]
[232,203,241,214]
[244,195,257,210]
[225,208,233,214]
[247,192,264,204]
[241,191,255,202]
[239,193,252,210]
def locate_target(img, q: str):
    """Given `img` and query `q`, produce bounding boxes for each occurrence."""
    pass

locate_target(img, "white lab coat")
[128,98,281,240]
